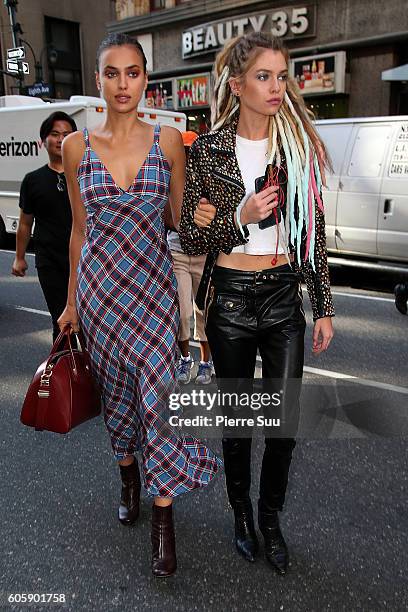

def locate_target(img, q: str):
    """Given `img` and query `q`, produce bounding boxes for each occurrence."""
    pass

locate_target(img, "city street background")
[1,244,407,612]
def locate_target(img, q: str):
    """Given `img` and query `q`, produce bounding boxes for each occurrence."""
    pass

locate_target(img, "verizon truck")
[0,95,186,245]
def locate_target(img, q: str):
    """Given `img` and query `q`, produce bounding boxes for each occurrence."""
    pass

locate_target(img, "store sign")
[176,74,210,108]
[182,4,316,59]
[389,124,408,177]
[145,80,173,110]
[290,51,346,96]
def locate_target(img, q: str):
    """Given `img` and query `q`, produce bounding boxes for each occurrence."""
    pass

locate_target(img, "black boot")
[233,500,259,562]
[118,460,140,526]
[222,437,258,561]
[151,504,177,577]
[258,505,289,575]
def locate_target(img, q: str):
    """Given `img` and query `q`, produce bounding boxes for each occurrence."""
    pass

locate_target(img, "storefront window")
[145,80,174,110]
[45,16,82,100]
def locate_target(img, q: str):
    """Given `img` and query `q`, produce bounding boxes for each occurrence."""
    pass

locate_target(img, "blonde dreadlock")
[211,32,332,269]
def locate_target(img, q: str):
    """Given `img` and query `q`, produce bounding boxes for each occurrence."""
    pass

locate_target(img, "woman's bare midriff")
[216,252,292,271]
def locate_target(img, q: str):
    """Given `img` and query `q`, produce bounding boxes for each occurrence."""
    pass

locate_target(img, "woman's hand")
[194,198,216,227]
[240,186,279,225]
[312,316,334,354]
[58,304,80,333]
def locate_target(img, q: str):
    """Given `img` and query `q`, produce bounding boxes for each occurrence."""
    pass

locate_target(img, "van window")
[389,123,408,177]
[348,125,391,177]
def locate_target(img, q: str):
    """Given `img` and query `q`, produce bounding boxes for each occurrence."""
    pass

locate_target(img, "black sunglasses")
[57,174,66,192]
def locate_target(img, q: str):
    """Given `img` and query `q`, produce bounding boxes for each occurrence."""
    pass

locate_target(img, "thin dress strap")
[82,127,91,149]
[153,123,161,144]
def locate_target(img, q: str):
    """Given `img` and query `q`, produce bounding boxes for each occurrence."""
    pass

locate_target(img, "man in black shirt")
[12,111,77,341]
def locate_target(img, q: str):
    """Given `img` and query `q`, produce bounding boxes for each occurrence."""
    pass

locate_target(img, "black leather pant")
[205,264,306,512]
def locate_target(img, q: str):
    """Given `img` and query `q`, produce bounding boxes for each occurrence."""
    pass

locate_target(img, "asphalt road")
[0,249,407,612]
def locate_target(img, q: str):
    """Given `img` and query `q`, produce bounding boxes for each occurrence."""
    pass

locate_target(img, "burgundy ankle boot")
[151,503,177,577]
[118,460,141,526]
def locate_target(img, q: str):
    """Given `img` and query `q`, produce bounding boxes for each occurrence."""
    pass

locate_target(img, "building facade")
[0,0,115,99]
[108,0,408,131]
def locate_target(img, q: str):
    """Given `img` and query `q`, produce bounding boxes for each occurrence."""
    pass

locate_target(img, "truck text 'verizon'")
[0,137,41,157]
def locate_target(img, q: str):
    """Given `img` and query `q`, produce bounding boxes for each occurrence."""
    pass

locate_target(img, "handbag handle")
[44,326,90,379]
[50,325,87,355]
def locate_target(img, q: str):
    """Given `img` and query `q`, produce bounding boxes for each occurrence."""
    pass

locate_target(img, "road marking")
[303,365,355,380]
[13,309,407,394]
[303,365,408,394]
[189,341,408,394]
[15,305,50,317]
[331,290,394,303]
[0,249,35,256]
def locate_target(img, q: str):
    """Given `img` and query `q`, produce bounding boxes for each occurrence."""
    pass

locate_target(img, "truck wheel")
[0,217,6,248]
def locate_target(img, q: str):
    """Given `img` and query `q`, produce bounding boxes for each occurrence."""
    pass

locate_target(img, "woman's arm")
[179,139,278,255]
[299,202,335,321]
[297,196,334,353]
[178,140,249,256]
[57,131,86,333]
[161,127,185,231]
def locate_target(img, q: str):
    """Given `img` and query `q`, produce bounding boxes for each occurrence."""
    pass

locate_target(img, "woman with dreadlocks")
[179,32,334,575]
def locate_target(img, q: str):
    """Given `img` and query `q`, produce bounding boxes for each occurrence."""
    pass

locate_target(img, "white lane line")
[1,249,34,256]
[303,365,355,380]
[15,305,50,317]
[190,341,408,394]
[303,365,408,394]
[331,290,394,303]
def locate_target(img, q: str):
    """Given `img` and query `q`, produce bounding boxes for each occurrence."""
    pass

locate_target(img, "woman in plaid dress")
[58,34,220,577]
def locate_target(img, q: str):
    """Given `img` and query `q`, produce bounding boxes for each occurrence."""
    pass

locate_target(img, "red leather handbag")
[20,326,101,434]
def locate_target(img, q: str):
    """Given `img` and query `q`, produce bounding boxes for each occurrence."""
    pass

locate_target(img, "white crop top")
[231,134,287,256]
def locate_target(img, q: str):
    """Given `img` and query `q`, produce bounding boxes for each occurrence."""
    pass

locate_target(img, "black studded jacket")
[179,118,335,321]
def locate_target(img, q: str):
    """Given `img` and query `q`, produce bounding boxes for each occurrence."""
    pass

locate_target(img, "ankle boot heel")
[258,509,289,575]
[151,504,177,577]
[233,500,259,562]
[118,460,141,526]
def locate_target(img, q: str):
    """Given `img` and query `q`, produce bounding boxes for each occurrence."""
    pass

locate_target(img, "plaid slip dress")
[76,124,221,497]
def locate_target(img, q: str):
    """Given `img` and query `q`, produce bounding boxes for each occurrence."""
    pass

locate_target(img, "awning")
[382,63,408,81]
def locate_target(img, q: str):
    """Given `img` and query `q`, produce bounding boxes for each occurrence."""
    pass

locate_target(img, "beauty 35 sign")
[182,4,316,59]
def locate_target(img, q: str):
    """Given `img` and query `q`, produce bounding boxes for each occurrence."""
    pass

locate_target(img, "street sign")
[7,46,25,60]
[27,82,51,97]
[6,60,18,73]
[6,59,29,74]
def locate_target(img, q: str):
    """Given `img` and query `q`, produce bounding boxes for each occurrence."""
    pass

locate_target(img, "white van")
[0,95,186,245]
[316,116,408,271]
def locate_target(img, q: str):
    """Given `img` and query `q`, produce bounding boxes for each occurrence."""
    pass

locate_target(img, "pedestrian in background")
[58,34,220,578]
[180,32,334,575]
[168,130,214,385]
[12,112,77,342]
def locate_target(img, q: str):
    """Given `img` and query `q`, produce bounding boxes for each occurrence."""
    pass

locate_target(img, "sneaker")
[195,360,213,385]
[394,283,408,315]
[176,354,194,384]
